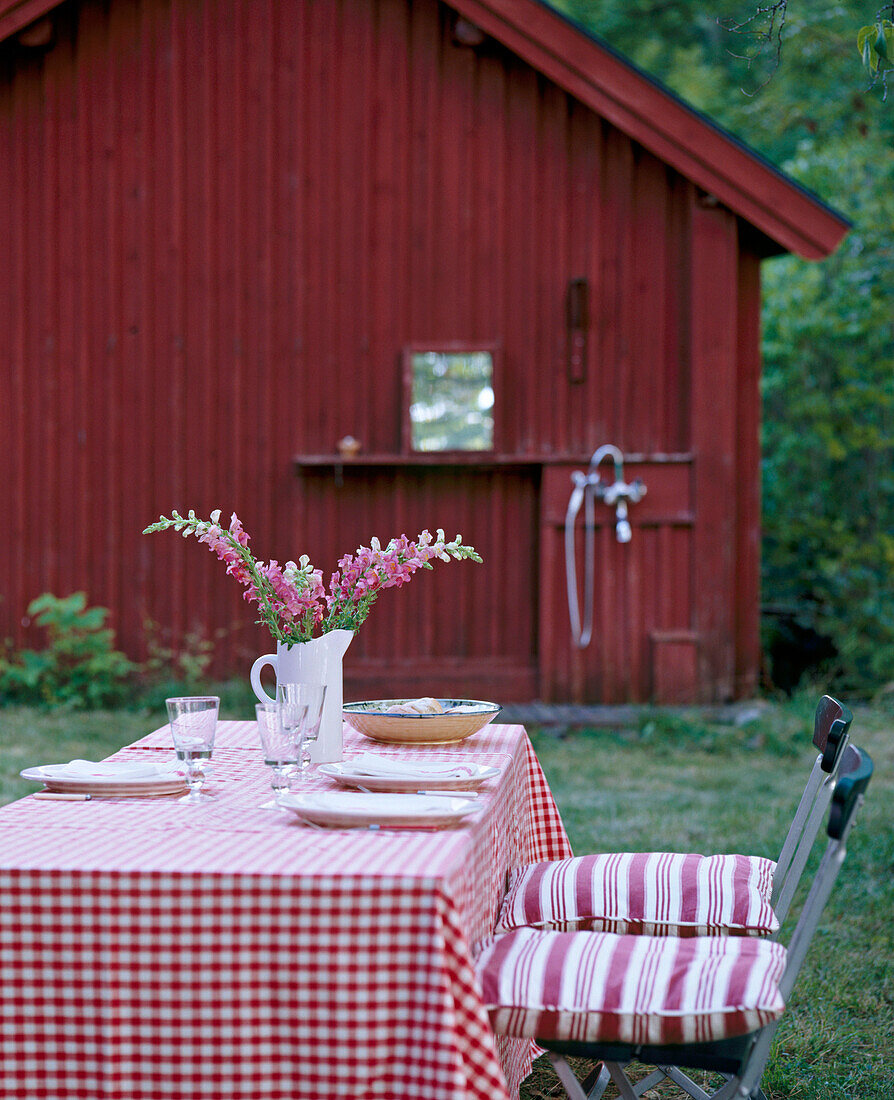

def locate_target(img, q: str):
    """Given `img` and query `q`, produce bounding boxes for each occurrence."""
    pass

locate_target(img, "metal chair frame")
[769,695,851,925]
[536,744,873,1100]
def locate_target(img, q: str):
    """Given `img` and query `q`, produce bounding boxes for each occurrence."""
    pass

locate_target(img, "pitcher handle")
[250,653,278,704]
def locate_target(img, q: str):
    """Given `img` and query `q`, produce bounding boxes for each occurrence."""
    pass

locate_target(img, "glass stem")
[187,762,204,800]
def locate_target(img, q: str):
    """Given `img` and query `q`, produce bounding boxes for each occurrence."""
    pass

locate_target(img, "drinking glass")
[166,696,219,804]
[275,683,309,780]
[277,682,326,778]
[256,701,300,806]
[299,683,327,775]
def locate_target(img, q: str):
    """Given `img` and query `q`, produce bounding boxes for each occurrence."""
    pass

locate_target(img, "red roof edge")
[0,0,52,42]
[451,0,850,260]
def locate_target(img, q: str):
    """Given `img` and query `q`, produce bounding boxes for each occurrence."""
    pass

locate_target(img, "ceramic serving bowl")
[342,699,501,744]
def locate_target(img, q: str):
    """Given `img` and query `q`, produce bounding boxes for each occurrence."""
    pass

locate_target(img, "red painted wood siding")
[539,459,696,704]
[0,0,762,702]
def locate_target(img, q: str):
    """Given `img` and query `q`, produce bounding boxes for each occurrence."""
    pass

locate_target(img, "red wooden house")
[0,0,847,704]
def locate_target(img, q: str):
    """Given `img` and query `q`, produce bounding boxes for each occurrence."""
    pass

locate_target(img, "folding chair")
[476,743,872,1100]
[494,695,852,940]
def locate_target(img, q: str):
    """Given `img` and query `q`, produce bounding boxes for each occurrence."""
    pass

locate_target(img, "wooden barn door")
[538,458,699,705]
[536,203,761,707]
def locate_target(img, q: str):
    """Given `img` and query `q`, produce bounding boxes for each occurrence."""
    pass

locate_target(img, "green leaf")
[875,24,889,60]
[857,24,875,54]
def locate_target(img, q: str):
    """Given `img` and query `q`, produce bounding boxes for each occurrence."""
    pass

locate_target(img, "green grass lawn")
[0,693,891,1099]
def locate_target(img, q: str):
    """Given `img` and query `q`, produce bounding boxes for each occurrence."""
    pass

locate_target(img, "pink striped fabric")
[495,853,778,937]
[476,926,787,1045]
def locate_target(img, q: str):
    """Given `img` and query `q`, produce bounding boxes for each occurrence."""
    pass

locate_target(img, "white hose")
[565,472,595,648]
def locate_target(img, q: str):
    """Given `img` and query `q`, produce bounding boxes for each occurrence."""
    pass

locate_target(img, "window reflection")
[409,351,494,452]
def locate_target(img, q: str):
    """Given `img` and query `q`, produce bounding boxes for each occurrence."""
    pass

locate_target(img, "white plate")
[21,763,188,798]
[318,760,499,793]
[279,791,480,829]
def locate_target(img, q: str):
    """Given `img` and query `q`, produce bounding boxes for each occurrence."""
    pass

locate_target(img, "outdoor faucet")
[565,443,647,648]
[563,444,646,642]
[585,445,646,543]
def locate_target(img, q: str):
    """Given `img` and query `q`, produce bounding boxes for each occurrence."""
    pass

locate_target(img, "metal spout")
[587,444,625,490]
[615,500,632,543]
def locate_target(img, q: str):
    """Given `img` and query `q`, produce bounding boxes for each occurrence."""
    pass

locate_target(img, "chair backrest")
[780,742,871,994]
[739,743,872,1097]
[812,694,852,765]
[771,695,853,923]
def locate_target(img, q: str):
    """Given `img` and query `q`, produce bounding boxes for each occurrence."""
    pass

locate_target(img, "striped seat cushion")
[476,926,787,1045]
[495,852,778,938]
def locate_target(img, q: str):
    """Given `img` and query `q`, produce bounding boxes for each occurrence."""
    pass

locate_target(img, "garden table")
[0,720,570,1100]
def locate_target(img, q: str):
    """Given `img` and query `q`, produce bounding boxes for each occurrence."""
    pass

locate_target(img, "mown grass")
[0,691,891,1098]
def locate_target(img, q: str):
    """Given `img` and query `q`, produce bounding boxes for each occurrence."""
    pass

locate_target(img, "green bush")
[761,137,894,695]
[0,593,136,709]
[0,597,258,714]
[139,619,217,692]
[131,620,260,714]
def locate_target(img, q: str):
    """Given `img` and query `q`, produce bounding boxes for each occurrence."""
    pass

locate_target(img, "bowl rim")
[343,698,501,718]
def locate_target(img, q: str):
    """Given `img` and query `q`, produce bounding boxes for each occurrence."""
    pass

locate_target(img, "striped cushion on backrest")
[477,926,787,1045]
[495,852,778,937]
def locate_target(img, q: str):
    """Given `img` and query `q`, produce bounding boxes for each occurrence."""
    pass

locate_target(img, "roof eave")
[0,0,53,43]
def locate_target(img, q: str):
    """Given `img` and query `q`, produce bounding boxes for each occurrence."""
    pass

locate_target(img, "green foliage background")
[551,0,894,694]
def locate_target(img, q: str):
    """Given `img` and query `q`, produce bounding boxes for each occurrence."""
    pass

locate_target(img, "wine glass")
[256,701,300,807]
[277,682,326,779]
[298,683,327,776]
[166,696,219,804]
[256,699,299,805]
[275,683,309,781]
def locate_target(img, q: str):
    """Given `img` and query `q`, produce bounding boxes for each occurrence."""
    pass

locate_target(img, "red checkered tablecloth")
[0,721,570,1099]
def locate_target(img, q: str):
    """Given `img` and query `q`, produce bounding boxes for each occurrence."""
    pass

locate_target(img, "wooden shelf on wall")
[294,453,540,471]
[293,452,694,473]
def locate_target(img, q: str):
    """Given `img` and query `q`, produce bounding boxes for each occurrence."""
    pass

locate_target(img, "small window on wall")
[404,345,496,453]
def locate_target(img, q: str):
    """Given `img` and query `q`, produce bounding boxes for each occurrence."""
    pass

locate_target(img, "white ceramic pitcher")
[250,629,353,763]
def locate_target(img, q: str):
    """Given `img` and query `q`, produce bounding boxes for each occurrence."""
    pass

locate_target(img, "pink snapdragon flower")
[144,511,481,644]
[257,559,325,630]
[195,512,255,590]
[327,534,428,614]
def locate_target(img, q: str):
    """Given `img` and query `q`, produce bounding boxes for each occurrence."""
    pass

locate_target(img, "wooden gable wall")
[1,0,763,701]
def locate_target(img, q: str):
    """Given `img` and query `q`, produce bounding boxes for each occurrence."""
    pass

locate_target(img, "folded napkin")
[39,759,180,780]
[344,752,474,779]
[298,791,466,814]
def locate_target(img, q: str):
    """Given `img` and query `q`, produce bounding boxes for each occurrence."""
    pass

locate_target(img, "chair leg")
[659,1068,750,1100]
[604,1062,646,1100]
[636,1069,672,1094]
[548,1054,766,1100]
[658,1064,713,1100]
[547,1052,591,1100]
[703,1077,744,1100]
